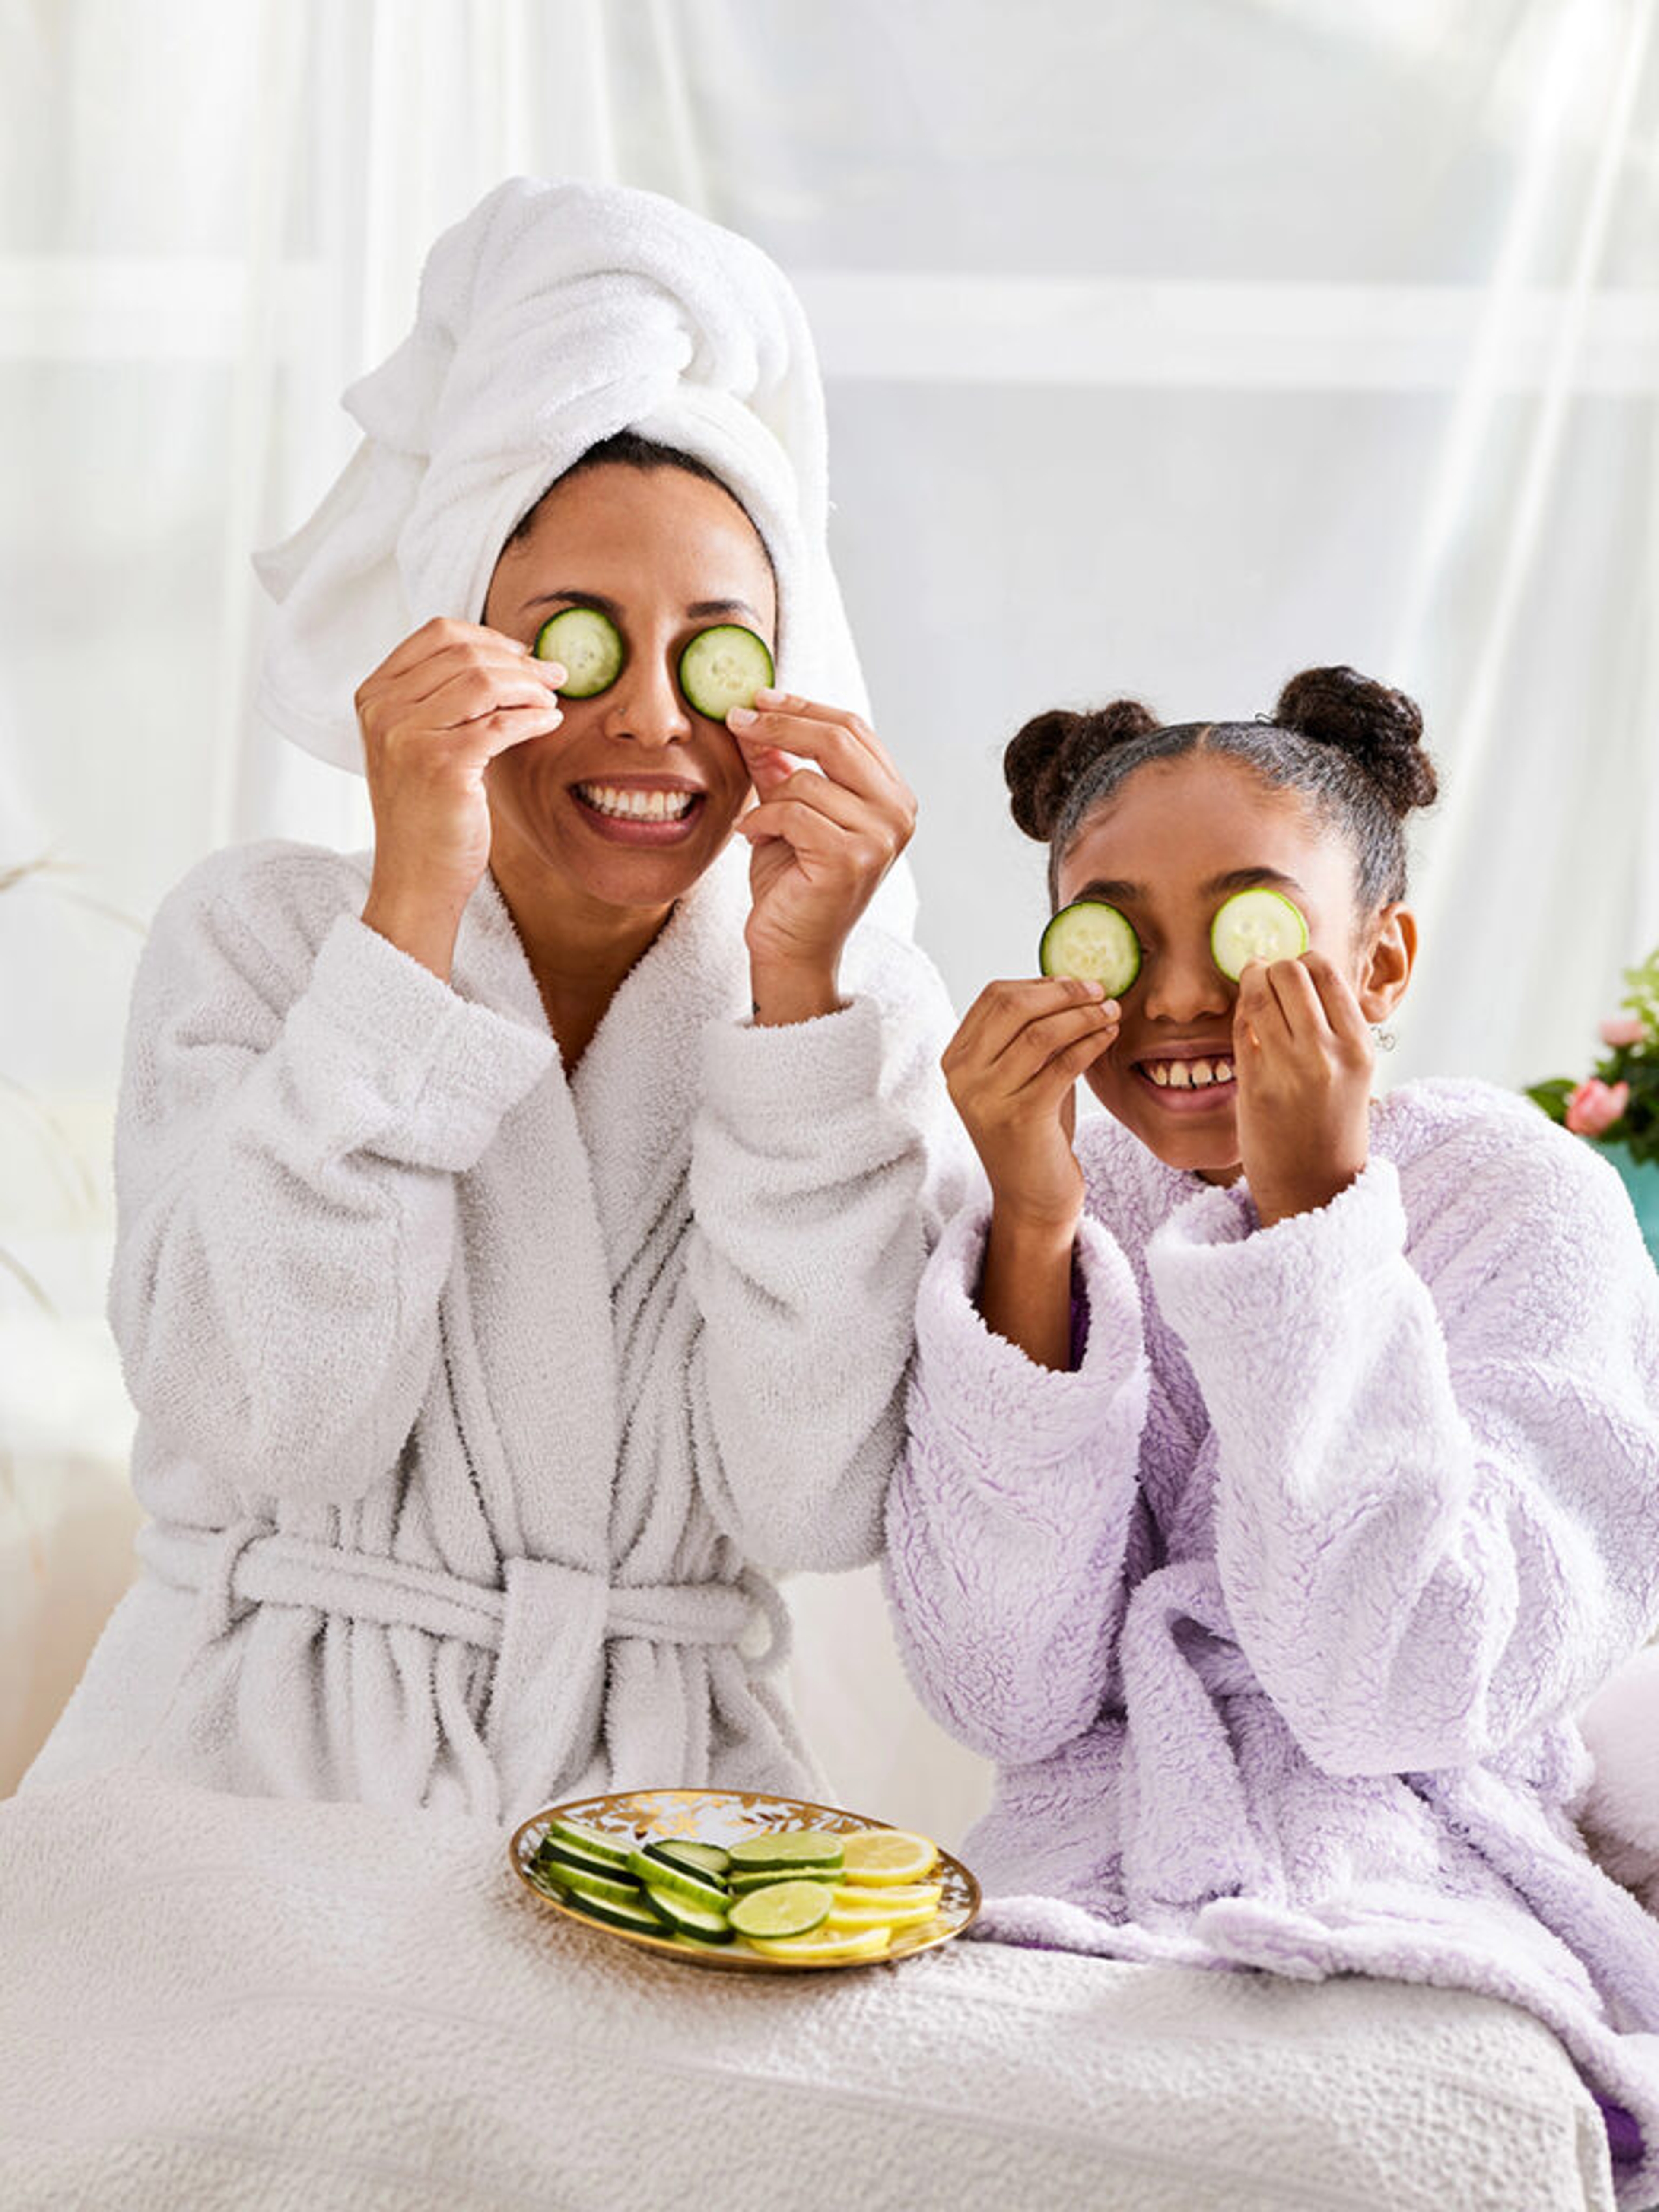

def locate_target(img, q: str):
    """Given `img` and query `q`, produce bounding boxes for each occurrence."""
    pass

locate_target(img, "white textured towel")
[0,1767,1618,2212]
[254,175,867,772]
[1582,1646,1659,1911]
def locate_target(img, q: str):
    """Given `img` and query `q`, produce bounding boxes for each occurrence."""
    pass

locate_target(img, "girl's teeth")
[1145,1058,1236,1090]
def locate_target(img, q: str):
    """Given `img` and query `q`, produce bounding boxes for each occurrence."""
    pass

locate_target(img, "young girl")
[884,667,1659,2200]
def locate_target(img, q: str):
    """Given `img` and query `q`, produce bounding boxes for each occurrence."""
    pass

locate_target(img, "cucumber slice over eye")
[678,624,774,720]
[534,605,625,697]
[1210,888,1309,979]
[1038,901,1141,998]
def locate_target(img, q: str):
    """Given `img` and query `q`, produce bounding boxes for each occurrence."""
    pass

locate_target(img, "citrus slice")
[743,1923,893,1963]
[727,1830,845,1874]
[824,1882,944,1928]
[726,1879,833,1941]
[837,1829,940,1887]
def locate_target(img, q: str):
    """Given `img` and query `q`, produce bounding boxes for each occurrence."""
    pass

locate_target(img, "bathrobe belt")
[138,1518,791,1672]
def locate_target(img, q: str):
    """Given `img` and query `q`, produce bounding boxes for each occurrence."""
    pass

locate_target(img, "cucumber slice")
[648,1839,731,1881]
[644,1885,734,1943]
[727,1879,833,1941]
[626,1847,729,1909]
[555,1887,672,1939]
[1039,901,1140,998]
[1210,887,1309,980]
[537,1834,636,1885]
[728,1831,845,1874]
[540,1815,633,1868]
[678,624,774,720]
[534,606,625,698]
[538,1860,646,1912]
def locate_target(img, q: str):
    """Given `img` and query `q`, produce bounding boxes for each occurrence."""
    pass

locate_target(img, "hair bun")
[1003,698,1159,842]
[1273,665,1437,816]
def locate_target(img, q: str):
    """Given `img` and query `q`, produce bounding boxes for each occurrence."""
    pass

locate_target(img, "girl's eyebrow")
[520,587,767,628]
[1073,865,1306,903]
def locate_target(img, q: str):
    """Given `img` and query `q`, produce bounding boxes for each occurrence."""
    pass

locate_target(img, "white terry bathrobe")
[26,178,969,1821]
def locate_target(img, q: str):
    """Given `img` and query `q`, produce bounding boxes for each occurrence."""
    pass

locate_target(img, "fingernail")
[1080,979,1105,999]
[753,686,781,706]
[727,705,757,729]
[539,662,567,682]
[1101,999,1119,1017]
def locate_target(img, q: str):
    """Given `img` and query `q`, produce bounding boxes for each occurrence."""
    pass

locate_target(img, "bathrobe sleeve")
[880,1204,1151,1764]
[1148,1110,1659,1778]
[686,937,976,1575]
[110,846,556,1507]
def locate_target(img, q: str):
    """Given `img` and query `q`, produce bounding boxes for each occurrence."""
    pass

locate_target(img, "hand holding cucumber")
[726,691,918,1025]
[356,617,566,979]
[942,977,1119,1368]
[1232,949,1373,1228]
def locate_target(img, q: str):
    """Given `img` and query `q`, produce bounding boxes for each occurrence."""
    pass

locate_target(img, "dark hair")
[502,430,775,582]
[1004,665,1438,911]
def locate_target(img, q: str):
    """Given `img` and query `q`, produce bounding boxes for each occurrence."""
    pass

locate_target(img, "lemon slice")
[743,1923,893,1963]
[824,1883,943,1929]
[726,1879,832,1941]
[837,1829,940,1887]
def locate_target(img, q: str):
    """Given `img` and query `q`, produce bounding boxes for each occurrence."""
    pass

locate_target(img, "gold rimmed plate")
[509,1786,981,1972]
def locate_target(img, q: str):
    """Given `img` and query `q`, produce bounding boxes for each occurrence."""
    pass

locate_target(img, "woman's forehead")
[505,463,776,621]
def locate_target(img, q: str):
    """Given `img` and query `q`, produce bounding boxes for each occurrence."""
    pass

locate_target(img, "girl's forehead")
[1056,754,1340,905]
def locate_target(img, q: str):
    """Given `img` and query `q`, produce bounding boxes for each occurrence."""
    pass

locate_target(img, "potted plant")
[1526,946,1659,1264]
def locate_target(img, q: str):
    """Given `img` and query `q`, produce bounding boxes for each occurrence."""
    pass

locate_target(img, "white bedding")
[0,1767,1617,2212]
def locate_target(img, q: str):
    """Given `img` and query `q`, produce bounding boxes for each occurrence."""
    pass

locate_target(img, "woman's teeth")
[1146,1058,1234,1090]
[578,784,696,822]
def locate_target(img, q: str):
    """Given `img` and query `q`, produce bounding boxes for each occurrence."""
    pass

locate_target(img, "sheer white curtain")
[5,0,1656,1826]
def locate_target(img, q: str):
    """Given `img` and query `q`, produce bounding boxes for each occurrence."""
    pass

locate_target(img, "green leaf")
[1524,1079,1574,1124]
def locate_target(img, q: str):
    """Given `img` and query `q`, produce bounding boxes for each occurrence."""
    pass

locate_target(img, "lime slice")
[626,1847,728,1909]
[837,1829,940,1887]
[727,1831,846,1874]
[726,1866,839,1895]
[743,1924,893,1963]
[726,1879,833,1941]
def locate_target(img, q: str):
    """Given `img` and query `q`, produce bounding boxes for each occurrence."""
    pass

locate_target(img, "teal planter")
[1595,1139,1659,1268]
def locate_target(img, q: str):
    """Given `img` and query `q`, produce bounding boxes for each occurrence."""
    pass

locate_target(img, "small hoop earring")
[1372,1026,1397,1052]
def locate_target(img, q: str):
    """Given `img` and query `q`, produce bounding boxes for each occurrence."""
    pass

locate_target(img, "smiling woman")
[21,178,971,1823]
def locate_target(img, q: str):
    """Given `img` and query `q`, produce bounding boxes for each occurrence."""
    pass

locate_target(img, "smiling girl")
[885,667,1659,2197]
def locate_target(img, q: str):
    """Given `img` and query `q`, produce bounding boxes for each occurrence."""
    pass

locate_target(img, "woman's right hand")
[355,618,566,978]
[942,976,1120,1232]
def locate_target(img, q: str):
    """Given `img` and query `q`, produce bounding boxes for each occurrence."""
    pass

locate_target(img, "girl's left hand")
[1233,951,1375,1228]
[728,690,917,1024]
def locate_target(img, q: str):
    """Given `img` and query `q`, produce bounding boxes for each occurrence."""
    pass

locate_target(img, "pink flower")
[1565,1078,1630,1137]
[1599,1014,1646,1049]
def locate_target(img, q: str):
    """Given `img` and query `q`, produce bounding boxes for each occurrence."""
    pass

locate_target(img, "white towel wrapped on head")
[254,175,867,772]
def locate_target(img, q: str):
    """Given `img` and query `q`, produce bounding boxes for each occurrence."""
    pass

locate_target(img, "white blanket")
[0,1769,1616,2212]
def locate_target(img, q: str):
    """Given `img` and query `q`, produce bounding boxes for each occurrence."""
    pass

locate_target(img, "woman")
[27,179,967,1822]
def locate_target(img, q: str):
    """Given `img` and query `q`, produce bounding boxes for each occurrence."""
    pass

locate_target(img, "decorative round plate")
[509,1786,981,1972]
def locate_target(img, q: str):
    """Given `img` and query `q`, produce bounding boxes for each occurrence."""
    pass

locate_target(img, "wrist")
[1250,1160,1365,1230]
[361,879,466,984]
[749,959,843,1028]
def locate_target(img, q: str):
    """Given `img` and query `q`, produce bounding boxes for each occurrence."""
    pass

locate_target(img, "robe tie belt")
[140,1519,789,1672]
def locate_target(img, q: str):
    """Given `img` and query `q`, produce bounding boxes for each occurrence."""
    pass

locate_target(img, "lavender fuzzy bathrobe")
[887,1080,1659,2205]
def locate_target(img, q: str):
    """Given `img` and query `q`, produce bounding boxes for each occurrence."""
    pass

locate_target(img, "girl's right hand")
[355,618,566,978]
[942,977,1121,1233]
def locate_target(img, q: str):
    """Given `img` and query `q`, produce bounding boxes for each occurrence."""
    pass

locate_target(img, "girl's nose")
[600,652,693,749]
[1141,940,1232,1028]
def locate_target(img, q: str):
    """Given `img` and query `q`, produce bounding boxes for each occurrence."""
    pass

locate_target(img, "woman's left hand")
[1233,951,1374,1228]
[728,690,917,1024]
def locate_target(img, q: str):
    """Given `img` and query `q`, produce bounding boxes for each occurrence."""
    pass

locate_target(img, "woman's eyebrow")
[519,588,767,628]
[1070,865,1306,903]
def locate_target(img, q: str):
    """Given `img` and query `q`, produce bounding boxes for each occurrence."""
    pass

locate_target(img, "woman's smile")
[569,773,709,843]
